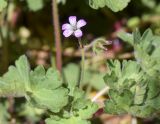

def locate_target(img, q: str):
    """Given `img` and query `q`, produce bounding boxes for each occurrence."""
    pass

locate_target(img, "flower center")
[72,25,77,31]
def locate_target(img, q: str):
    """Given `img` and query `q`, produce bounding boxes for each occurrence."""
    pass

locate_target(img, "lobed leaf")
[89,0,131,12]
[28,87,68,113]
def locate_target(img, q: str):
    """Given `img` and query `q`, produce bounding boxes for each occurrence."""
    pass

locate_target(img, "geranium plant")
[0,0,160,124]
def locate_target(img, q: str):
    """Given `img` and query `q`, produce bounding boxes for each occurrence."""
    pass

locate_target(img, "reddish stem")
[52,0,62,72]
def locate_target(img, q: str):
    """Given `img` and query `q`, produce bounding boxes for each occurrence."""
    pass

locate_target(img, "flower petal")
[63,29,74,37]
[77,19,87,28]
[62,23,72,30]
[74,29,83,38]
[69,16,77,26]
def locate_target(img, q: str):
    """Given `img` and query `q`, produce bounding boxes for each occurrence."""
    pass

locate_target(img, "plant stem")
[0,1,9,74]
[52,0,62,72]
[78,38,85,88]
[92,86,110,102]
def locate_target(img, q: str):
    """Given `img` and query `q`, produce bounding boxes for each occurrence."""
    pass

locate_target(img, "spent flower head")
[62,16,87,38]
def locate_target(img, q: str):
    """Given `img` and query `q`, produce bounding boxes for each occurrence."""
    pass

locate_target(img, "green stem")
[78,38,85,88]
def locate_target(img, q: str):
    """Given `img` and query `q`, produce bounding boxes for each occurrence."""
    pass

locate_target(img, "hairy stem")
[52,0,62,72]
[78,38,85,88]
[92,86,110,102]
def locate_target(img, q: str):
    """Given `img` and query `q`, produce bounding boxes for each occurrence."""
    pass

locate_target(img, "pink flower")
[62,16,87,38]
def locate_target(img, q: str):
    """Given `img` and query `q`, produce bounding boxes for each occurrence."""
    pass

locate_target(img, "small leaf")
[117,31,134,45]
[63,63,80,94]
[133,28,141,43]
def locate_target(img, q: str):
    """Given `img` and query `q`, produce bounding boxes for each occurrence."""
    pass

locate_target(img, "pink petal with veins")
[74,29,83,38]
[62,23,72,30]
[77,19,87,28]
[63,29,74,37]
[69,16,77,26]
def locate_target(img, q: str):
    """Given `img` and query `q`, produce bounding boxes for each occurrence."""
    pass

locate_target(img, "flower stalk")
[78,38,85,88]
[62,16,87,88]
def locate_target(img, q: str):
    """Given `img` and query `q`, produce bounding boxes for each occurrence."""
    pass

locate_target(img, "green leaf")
[0,55,30,97]
[129,105,155,118]
[105,100,126,115]
[82,70,106,90]
[46,116,90,124]
[76,101,98,120]
[72,87,85,100]
[133,29,160,77]
[0,55,69,113]
[0,0,7,12]
[28,64,69,112]
[117,31,134,45]
[71,88,89,110]
[15,55,31,91]
[45,101,98,124]
[146,95,160,110]
[31,66,62,90]
[146,78,160,100]
[109,89,133,109]
[27,0,44,11]
[133,28,141,43]
[116,29,160,78]
[89,0,131,12]
[104,60,143,90]
[0,75,25,97]
[63,63,80,94]
[104,0,131,12]
[141,28,153,41]
[104,29,160,118]
[72,98,89,110]
[105,89,133,115]
[28,87,68,113]
[133,81,148,105]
